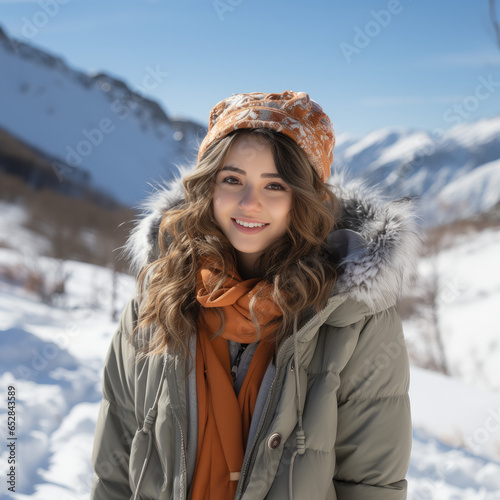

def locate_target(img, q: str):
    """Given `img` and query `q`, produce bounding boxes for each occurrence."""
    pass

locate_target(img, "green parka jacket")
[91,174,421,500]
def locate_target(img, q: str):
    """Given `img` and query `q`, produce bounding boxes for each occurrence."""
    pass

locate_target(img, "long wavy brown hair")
[133,128,342,357]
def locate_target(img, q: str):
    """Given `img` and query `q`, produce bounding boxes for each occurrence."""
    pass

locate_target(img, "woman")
[91,90,420,499]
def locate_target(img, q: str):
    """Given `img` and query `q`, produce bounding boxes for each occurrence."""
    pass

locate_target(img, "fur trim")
[328,172,423,312]
[120,168,422,313]
[119,170,187,276]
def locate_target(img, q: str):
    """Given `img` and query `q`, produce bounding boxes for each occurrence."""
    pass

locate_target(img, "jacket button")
[267,432,281,449]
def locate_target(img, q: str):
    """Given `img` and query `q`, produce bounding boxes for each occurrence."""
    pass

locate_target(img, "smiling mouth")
[233,218,270,228]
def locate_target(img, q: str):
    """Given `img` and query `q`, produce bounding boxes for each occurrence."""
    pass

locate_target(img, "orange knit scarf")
[190,259,281,500]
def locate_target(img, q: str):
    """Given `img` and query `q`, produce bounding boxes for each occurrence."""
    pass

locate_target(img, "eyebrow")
[220,166,282,179]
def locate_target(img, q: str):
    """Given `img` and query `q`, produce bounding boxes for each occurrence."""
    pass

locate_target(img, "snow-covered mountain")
[0,25,206,206]
[334,115,500,226]
[1,23,499,223]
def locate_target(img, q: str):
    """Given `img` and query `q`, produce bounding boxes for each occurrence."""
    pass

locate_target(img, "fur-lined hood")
[122,171,422,314]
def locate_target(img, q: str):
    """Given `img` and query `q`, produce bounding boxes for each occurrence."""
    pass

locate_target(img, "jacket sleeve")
[91,295,139,500]
[334,306,412,499]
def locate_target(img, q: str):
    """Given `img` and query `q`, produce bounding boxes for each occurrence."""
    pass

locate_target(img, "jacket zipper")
[234,337,293,499]
[231,343,249,382]
[234,311,327,499]
[171,408,187,498]
[168,356,188,499]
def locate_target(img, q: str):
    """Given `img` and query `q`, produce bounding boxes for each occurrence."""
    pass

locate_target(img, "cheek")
[273,196,292,225]
[213,188,232,222]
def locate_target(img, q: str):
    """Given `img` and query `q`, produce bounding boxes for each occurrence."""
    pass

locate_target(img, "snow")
[0,202,50,255]
[429,159,500,223]
[342,127,407,158]
[406,228,500,392]
[409,428,500,499]
[442,114,500,150]
[333,131,359,149]
[0,251,135,499]
[372,130,434,168]
[410,365,500,463]
[1,214,500,498]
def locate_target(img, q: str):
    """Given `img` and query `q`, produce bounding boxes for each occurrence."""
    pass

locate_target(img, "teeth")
[235,219,267,228]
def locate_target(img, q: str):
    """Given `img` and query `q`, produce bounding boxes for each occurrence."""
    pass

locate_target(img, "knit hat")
[197,90,335,182]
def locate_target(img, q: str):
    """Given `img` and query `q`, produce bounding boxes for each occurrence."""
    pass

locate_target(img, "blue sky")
[1,0,500,137]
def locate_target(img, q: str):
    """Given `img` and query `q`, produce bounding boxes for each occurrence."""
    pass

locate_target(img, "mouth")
[231,218,270,233]
[233,218,269,228]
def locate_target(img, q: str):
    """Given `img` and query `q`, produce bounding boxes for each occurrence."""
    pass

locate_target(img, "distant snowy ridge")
[333,114,500,226]
[429,159,500,224]
[0,25,206,206]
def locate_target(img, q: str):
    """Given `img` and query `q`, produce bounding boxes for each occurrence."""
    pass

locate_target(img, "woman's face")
[213,134,293,277]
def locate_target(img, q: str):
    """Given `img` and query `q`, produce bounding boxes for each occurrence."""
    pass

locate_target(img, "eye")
[266,182,287,191]
[220,176,241,185]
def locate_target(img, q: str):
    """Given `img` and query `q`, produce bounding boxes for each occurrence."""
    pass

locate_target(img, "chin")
[232,244,267,255]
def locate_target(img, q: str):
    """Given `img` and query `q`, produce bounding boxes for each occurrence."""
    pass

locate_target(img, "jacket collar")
[122,169,422,315]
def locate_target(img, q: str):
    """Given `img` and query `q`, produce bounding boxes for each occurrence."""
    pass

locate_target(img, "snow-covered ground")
[0,248,136,499]
[405,228,500,393]
[1,221,500,498]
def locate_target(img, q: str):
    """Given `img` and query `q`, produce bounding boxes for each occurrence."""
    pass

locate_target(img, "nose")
[238,185,261,212]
